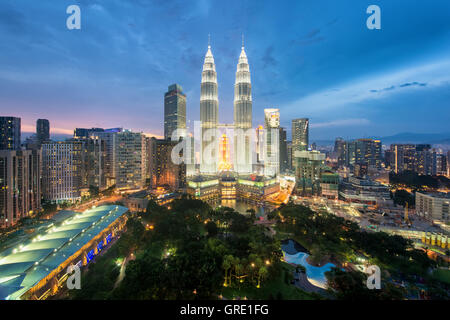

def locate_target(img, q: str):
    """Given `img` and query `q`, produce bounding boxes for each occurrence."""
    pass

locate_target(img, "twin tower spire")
[200,35,253,174]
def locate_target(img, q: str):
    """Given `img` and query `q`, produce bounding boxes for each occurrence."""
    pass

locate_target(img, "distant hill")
[376,132,450,145]
[312,132,450,147]
[22,131,72,142]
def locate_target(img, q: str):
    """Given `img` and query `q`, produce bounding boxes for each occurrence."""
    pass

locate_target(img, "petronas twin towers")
[200,39,253,174]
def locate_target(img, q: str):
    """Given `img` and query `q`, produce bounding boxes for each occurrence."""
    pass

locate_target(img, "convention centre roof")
[0,205,128,300]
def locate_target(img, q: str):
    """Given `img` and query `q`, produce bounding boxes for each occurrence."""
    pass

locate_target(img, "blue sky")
[0,0,449,140]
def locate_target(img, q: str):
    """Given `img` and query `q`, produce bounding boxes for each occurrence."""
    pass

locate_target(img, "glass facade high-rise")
[0,116,21,150]
[292,118,309,152]
[164,84,186,140]
[334,137,346,167]
[36,119,50,146]
[279,127,288,174]
[233,43,253,174]
[200,42,219,174]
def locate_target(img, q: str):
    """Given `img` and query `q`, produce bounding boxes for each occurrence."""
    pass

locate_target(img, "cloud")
[310,119,370,128]
[292,28,325,46]
[399,81,427,88]
[262,45,277,68]
[283,58,450,116]
[370,82,427,93]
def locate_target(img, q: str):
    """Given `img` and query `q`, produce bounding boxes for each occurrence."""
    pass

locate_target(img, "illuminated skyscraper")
[164,84,186,140]
[264,108,280,177]
[233,39,253,174]
[292,118,309,152]
[200,40,219,174]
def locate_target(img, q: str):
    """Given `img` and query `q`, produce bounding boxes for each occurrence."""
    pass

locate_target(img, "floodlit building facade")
[233,42,253,174]
[42,141,82,203]
[200,43,219,174]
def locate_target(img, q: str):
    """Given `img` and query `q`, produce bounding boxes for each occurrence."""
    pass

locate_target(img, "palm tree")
[257,266,269,288]
[234,262,244,289]
[222,255,233,287]
[445,249,450,267]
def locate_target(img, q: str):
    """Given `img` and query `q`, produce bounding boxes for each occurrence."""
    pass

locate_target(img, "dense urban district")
[1,42,449,300]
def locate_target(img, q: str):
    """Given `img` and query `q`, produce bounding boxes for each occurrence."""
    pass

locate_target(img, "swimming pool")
[281,240,336,289]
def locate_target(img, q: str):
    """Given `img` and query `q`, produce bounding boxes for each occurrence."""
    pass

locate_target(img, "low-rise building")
[0,205,128,300]
[186,174,279,203]
[339,177,391,206]
[320,172,339,199]
[416,192,450,224]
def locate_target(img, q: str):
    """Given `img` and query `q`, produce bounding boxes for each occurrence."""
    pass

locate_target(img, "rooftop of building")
[0,205,128,300]
[417,192,450,199]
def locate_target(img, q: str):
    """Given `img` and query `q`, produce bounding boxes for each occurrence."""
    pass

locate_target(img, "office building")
[279,127,288,174]
[334,137,346,167]
[164,84,186,140]
[292,118,309,153]
[36,119,50,146]
[264,109,280,177]
[286,141,293,171]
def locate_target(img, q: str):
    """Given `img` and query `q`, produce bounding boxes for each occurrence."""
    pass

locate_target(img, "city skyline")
[1,1,450,140]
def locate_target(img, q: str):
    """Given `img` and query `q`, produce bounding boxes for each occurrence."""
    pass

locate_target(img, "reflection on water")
[211,200,275,217]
